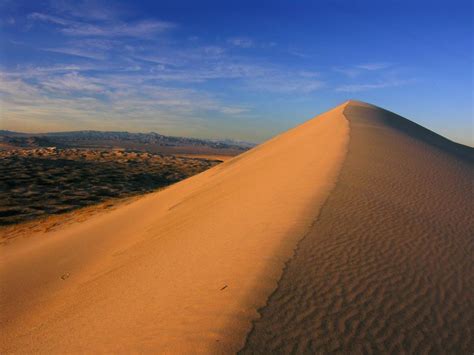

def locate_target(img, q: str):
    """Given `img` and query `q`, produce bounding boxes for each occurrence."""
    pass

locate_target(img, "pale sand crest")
[1,103,349,352]
[241,101,473,353]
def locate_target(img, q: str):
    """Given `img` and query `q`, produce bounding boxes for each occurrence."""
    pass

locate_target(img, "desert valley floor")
[1,100,473,353]
[0,148,224,226]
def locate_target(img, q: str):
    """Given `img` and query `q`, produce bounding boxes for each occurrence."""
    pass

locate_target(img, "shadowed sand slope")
[1,104,349,352]
[241,101,474,353]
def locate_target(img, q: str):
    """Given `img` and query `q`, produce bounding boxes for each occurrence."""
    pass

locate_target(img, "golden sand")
[1,103,349,352]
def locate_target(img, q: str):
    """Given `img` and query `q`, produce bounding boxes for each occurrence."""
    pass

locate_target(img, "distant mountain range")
[0,130,255,155]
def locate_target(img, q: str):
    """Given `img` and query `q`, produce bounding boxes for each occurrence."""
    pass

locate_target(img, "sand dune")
[242,101,473,353]
[0,104,348,352]
[1,101,472,353]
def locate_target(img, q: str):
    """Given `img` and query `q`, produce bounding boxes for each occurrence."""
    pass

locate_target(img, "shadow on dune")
[239,100,474,353]
[346,100,473,163]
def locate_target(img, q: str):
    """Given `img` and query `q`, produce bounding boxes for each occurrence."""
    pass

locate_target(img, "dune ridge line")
[240,100,474,353]
[1,102,351,353]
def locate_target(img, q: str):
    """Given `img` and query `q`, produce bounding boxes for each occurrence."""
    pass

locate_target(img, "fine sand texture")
[0,104,349,353]
[241,101,473,353]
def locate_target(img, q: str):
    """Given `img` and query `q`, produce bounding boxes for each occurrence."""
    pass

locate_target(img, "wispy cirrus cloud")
[28,12,69,26]
[334,62,393,78]
[356,62,392,71]
[244,69,323,93]
[0,68,249,135]
[40,72,105,94]
[227,37,254,48]
[49,0,119,21]
[63,19,175,37]
[41,38,118,60]
[122,42,325,93]
[43,46,107,60]
[287,49,313,58]
[28,12,175,38]
[336,79,415,92]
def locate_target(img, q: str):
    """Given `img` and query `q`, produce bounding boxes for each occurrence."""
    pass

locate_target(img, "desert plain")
[0,147,224,226]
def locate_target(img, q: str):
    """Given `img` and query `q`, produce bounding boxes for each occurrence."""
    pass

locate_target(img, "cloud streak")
[334,62,393,78]
[356,62,392,71]
[29,12,175,38]
[0,68,249,136]
[228,37,254,48]
[336,79,415,92]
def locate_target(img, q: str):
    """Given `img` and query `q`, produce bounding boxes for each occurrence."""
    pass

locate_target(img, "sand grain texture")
[241,101,474,354]
[1,104,349,353]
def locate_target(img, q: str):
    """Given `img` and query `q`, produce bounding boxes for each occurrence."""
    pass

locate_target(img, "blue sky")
[0,0,472,144]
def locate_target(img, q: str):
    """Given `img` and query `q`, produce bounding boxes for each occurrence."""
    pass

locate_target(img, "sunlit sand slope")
[241,101,474,353]
[1,104,349,353]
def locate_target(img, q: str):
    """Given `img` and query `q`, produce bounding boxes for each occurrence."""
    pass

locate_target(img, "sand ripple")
[241,101,473,353]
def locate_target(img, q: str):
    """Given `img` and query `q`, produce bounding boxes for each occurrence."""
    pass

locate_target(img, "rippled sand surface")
[242,101,473,353]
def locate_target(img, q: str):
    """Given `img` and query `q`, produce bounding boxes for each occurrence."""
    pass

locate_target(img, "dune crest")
[241,100,474,353]
[1,103,349,352]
